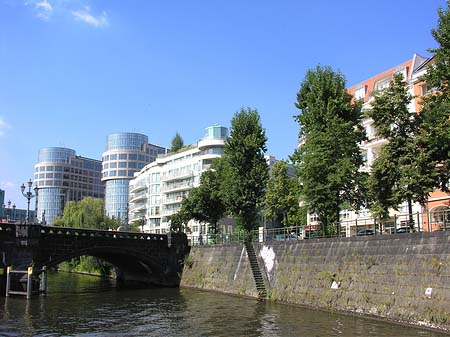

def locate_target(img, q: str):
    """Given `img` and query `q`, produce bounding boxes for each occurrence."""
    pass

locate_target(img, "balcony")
[197,137,226,150]
[161,181,193,193]
[361,136,387,149]
[130,182,146,193]
[129,190,147,203]
[161,171,194,182]
[129,204,146,214]
[162,195,185,205]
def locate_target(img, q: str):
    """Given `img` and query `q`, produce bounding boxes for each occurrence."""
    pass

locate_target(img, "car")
[356,229,375,236]
[395,226,416,234]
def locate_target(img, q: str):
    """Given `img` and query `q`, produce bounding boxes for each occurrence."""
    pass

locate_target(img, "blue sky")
[0,0,446,209]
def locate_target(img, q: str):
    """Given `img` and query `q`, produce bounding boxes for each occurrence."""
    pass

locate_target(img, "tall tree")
[419,1,450,192]
[170,132,184,153]
[263,160,302,227]
[223,108,269,232]
[367,73,436,225]
[291,66,367,235]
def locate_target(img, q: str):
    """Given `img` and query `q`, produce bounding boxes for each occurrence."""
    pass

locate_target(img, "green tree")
[223,108,269,232]
[367,73,435,225]
[291,66,367,235]
[54,197,119,230]
[170,132,184,153]
[263,160,302,227]
[419,1,450,192]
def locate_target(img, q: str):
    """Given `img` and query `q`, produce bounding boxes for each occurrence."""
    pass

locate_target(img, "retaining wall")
[180,232,450,331]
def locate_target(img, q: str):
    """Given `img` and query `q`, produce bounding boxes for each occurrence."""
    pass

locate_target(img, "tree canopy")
[53,197,119,230]
[170,132,184,153]
[223,108,269,231]
[291,66,367,235]
[419,0,450,192]
[263,160,304,227]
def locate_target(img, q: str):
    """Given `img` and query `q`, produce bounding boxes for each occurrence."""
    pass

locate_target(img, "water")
[0,272,447,337]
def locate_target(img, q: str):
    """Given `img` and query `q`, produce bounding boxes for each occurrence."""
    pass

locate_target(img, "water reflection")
[0,272,448,337]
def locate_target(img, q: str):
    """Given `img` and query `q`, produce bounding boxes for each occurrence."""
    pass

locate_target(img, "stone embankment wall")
[181,232,450,331]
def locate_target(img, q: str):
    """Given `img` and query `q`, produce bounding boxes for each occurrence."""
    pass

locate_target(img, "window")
[110,154,117,160]
[119,153,127,160]
[128,162,137,168]
[394,66,407,80]
[110,162,117,168]
[118,162,127,168]
[128,153,137,160]
[374,76,390,92]
[118,170,127,176]
[354,86,366,100]
[421,84,438,96]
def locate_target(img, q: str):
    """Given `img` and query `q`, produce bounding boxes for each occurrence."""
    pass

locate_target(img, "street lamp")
[21,179,38,224]
[12,203,16,222]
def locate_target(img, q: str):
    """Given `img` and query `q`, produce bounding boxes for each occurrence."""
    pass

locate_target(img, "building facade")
[102,132,167,223]
[129,125,228,235]
[34,147,104,225]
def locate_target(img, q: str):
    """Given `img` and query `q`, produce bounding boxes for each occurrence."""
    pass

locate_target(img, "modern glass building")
[34,147,104,225]
[102,133,167,223]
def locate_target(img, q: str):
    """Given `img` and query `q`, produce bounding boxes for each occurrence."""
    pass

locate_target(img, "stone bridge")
[0,223,190,293]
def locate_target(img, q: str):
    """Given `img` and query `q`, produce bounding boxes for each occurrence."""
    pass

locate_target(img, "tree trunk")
[408,198,414,229]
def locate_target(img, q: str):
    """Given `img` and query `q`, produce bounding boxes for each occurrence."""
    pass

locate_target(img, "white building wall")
[129,126,227,235]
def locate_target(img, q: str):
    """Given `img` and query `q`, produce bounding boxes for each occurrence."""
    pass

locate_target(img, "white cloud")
[71,7,108,28]
[0,117,11,137]
[2,181,15,188]
[25,0,53,20]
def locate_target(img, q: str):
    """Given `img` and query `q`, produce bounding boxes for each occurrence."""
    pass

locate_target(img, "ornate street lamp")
[21,179,38,224]
[12,203,16,222]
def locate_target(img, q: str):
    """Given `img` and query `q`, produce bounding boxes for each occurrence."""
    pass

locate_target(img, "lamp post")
[12,203,16,222]
[21,179,38,224]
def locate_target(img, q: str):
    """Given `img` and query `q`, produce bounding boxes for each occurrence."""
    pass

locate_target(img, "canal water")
[0,272,447,337]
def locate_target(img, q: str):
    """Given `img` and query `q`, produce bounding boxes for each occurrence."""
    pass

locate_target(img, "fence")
[187,209,450,246]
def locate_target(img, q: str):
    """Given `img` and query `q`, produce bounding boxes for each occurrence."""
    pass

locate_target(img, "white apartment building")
[128,125,228,235]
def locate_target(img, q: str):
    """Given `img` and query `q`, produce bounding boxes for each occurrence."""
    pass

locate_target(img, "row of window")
[103,170,136,178]
[102,153,153,162]
[34,179,104,191]
[103,161,142,169]
[35,165,101,178]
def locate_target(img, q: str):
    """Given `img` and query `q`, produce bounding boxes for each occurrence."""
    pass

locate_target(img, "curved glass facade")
[37,188,65,225]
[105,180,130,221]
[34,147,104,225]
[106,133,148,151]
[38,147,76,163]
[102,132,167,223]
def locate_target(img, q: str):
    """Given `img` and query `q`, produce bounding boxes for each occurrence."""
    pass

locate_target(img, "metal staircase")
[244,241,267,299]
